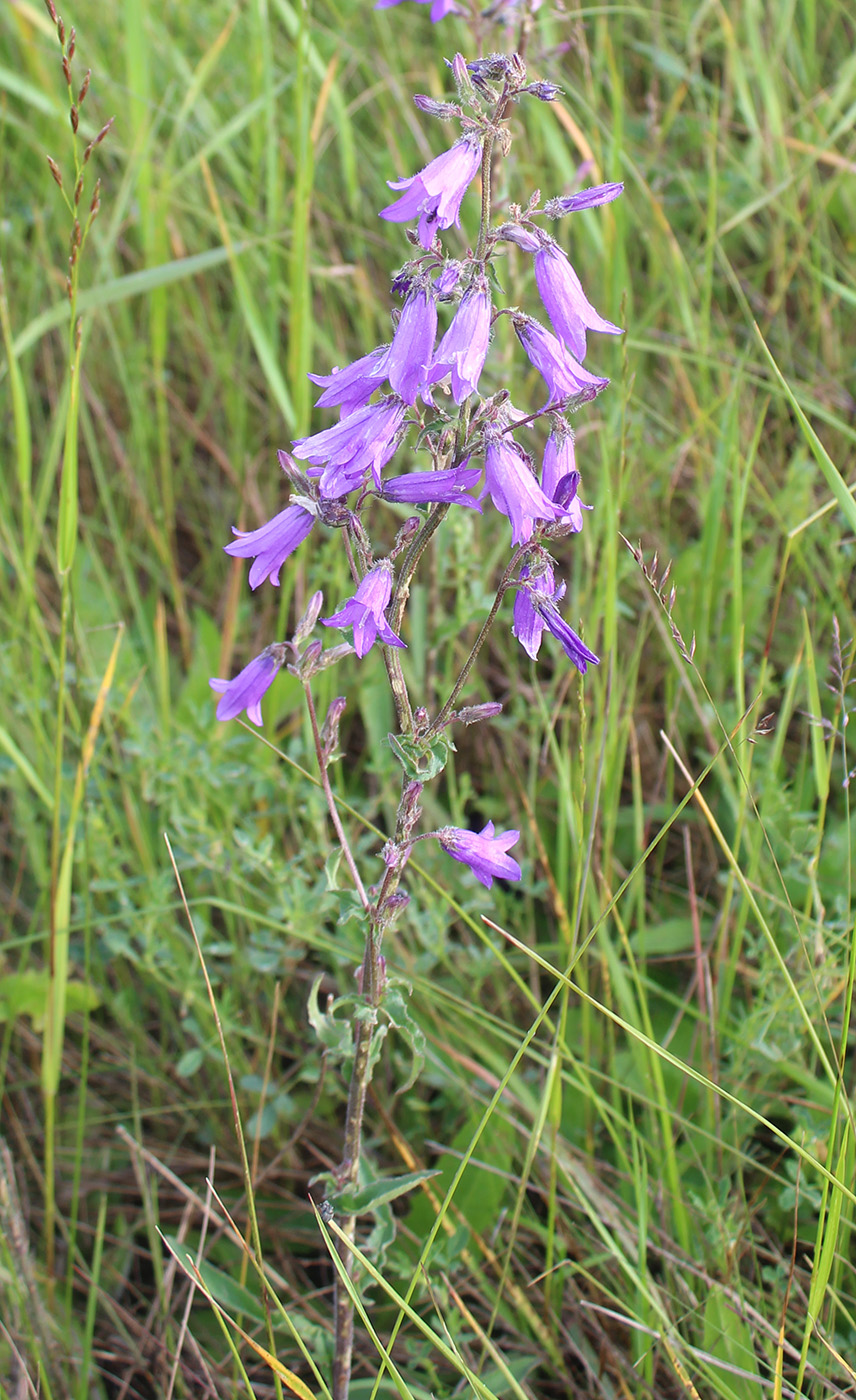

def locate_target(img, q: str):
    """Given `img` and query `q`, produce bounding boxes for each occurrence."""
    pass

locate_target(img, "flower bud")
[315,642,355,672]
[277,449,312,491]
[495,223,541,253]
[321,696,347,762]
[447,53,470,89]
[294,639,323,678]
[413,95,461,121]
[456,702,503,725]
[524,81,562,102]
[392,517,421,556]
[293,590,324,644]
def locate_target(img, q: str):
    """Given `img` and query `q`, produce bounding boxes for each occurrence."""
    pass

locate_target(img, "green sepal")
[388,731,455,782]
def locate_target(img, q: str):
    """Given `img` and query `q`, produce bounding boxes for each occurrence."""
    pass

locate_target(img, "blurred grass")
[2,0,856,1395]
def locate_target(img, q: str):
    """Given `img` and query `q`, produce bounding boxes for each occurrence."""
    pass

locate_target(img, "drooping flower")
[382,463,482,508]
[380,135,482,250]
[376,287,437,405]
[512,562,564,660]
[292,397,407,497]
[542,426,584,531]
[528,589,599,673]
[426,280,491,403]
[534,241,622,362]
[482,428,564,545]
[545,182,624,216]
[308,347,388,416]
[323,562,406,658]
[375,0,461,23]
[515,315,609,406]
[209,643,287,725]
[429,0,462,16]
[224,502,315,589]
[437,821,522,889]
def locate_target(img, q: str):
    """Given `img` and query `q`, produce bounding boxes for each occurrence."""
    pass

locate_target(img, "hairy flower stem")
[383,502,454,735]
[390,503,450,633]
[303,682,370,910]
[475,79,511,263]
[426,543,527,739]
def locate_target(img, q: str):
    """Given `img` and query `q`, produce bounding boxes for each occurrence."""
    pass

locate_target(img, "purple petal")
[209,647,283,725]
[224,504,315,589]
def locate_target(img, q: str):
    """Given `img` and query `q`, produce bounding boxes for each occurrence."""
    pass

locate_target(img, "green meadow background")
[2,0,856,1395]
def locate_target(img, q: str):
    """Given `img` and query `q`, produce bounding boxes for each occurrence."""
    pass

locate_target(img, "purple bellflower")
[224,502,315,589]
[482,428,564,545]
[292,397,407,497]
[512,562,564,660]
[375,0,461,17]
[382,463,483,508]
[308,347,388,417]
[209,643,287,725]
[515,316,609,406]
[377,287,437,405]
[528,588,600,673]
[380,135,482,250]
[542,426,584,531]
[534,240,622,362]
[426,280,491,403]
[437,822,522,889]
[323,562,406,658]
[545,182,624,216]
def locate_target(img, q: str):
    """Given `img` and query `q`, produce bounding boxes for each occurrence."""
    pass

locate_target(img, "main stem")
[331,70,516,1398]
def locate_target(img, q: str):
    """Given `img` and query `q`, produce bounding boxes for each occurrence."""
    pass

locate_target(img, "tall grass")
[1,0,855,1395]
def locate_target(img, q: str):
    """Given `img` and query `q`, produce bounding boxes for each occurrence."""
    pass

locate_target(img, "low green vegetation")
[1,0,855,1395]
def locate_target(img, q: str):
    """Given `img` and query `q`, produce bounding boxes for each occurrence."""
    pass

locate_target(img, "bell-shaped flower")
[292,397,407,497]
[380,135,482,250]
[515,315,609,406]
[545,182,624,216]
[534,241,622,362]
[482,429,564,546]
[542,426,584,531]
[322,562,406,658]
[437,822,521,889]
[308,347,388,417]
[209,643,287,725]
[224,502,315,589]
[382,464,482,509]
[529,588,599,673]
[376,287,437,405]
[426,280,491,403]
[512,562,565,660]
[375,0,461,17]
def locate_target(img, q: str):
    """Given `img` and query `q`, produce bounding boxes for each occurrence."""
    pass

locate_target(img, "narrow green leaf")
[333,1169,440,1217]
